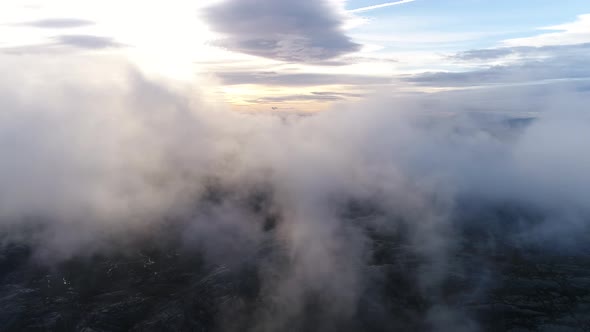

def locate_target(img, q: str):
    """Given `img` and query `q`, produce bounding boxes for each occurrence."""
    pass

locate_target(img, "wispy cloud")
[246,91,364,103]
[55,35,123,49]
[1,35,124,55]
[453,43,590,61]
[503,14,590,47]
[349,0,417,13]
[404,54,590,87]
[216,71,391,86]
[15,18,94,29]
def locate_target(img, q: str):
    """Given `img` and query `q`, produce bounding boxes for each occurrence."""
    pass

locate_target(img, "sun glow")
[0,0,227,81]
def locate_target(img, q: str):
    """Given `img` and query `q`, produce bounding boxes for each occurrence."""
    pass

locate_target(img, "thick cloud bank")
[1,55,590,331]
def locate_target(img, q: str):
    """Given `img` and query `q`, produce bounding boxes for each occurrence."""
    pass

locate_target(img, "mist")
[1,55,590,331]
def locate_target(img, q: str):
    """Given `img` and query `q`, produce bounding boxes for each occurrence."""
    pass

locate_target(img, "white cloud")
[504,13,590,47]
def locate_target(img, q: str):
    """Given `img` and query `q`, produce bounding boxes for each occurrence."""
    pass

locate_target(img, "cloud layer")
[1,54,590,330]
[407,40,590,87]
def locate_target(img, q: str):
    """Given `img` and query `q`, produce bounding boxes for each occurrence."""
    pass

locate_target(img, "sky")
[1,0,589,111]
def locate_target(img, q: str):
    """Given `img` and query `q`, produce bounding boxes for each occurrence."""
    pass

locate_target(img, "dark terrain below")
[1,204,589,332]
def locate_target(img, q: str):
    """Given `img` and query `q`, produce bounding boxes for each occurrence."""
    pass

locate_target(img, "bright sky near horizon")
[1,0,589,112]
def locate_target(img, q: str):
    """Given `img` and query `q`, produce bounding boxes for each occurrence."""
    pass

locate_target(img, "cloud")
[407,50,590,87]
[437,38,590,89]
[349,0,417,13]
[2,53,590,330]
[503,13,590,47]
[315,55,399,66]
[216,71,390,86]
[452,48,515,61]
[1,44,69,55]
[54,35,124,49]
[453,43,590,61]
[18,18,94,28]
[203,0,360,63]
[246,91,363,103]
[0,35,126,55]
[1,35,124,55]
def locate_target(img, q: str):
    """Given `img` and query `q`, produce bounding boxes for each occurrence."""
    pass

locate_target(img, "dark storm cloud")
[18,18,95,28]
[216,71,390,86]
[203,0,361,63]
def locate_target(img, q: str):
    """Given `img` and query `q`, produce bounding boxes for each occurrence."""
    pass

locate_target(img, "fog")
[1,55,589,331]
